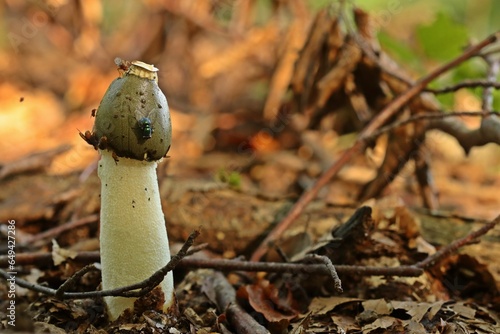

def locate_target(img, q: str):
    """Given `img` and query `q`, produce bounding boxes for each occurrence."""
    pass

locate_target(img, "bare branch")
[416,214,500,269]
[300,254,342,292]
[428,113,500,153]
[55,264,98,299]
[366,111,496,142]
[424,80,500,94]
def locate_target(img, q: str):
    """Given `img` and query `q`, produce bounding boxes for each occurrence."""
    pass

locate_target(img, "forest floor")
[1,1,500,333]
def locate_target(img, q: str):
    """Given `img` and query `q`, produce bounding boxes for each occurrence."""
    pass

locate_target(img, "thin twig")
[185,243,209,256]
[416,214,500,269]
[366,111,496,142]
[179,258,423,277]
[23,214,99,245]
[55,264,98,299]
[412,208,490,224]
[0,252,424,277]
[424,80,500,94]
[0,259,423,301]
[0,251,98,268]
[250,31,500,262]
[300,254,342,292]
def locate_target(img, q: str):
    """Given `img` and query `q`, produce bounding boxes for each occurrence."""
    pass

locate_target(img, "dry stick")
[185,243,209,256]
[0,252,423,277]
[209,270,270,334]
[23,214,99,244]
[55,264,98,299]
[250,144,363,262]
[0,260,423,302]
[416,214,500,269]
[0,251,98,267]
[412,208,490,224]
[366,111,496,142]
[424,80,500,94]
[179,258,423,277]
[250,31,500,262]
[300,254,342,292]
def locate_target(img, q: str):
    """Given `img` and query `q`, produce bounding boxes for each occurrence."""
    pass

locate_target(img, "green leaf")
[416,12,469,61]
[378,32,424,73]
[215,169,242,189]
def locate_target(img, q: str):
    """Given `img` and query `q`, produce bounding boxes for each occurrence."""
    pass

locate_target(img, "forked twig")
[416,214,500,269]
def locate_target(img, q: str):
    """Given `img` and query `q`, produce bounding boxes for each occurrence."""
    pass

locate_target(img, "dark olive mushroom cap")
[94,62,171,161]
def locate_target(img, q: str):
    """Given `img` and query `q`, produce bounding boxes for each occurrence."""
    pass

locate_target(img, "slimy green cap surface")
[94,61,171,161]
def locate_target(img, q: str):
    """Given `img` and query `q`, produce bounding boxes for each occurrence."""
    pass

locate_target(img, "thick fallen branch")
[428,114,500,154]
[203,270,270,334]
[365,111,497,142]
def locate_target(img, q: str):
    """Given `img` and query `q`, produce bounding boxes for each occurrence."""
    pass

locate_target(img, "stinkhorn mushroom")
[81,59,174,320]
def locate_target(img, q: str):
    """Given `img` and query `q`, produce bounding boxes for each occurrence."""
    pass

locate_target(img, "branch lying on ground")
[23,214,99,246]
[0,254,424,278]
[250,31,500,262]
[186,214,499,273]
[0,243,208,268]
[202,270,270,334]
[416,214,500,269]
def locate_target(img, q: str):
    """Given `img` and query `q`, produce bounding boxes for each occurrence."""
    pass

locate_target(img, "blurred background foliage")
[0,0,498,167]
[352,0,500,109]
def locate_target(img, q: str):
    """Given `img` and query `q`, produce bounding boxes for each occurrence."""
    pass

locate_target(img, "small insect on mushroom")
[138,117,154,139]
[79,130,113,153]
[91,109,97,117]
[114,57,131,77]
[97,136,109,150]
[79,130,99,149]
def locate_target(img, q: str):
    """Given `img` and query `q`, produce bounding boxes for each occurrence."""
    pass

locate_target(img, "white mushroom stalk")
[98,151,174,320]
[81,59,174,320]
